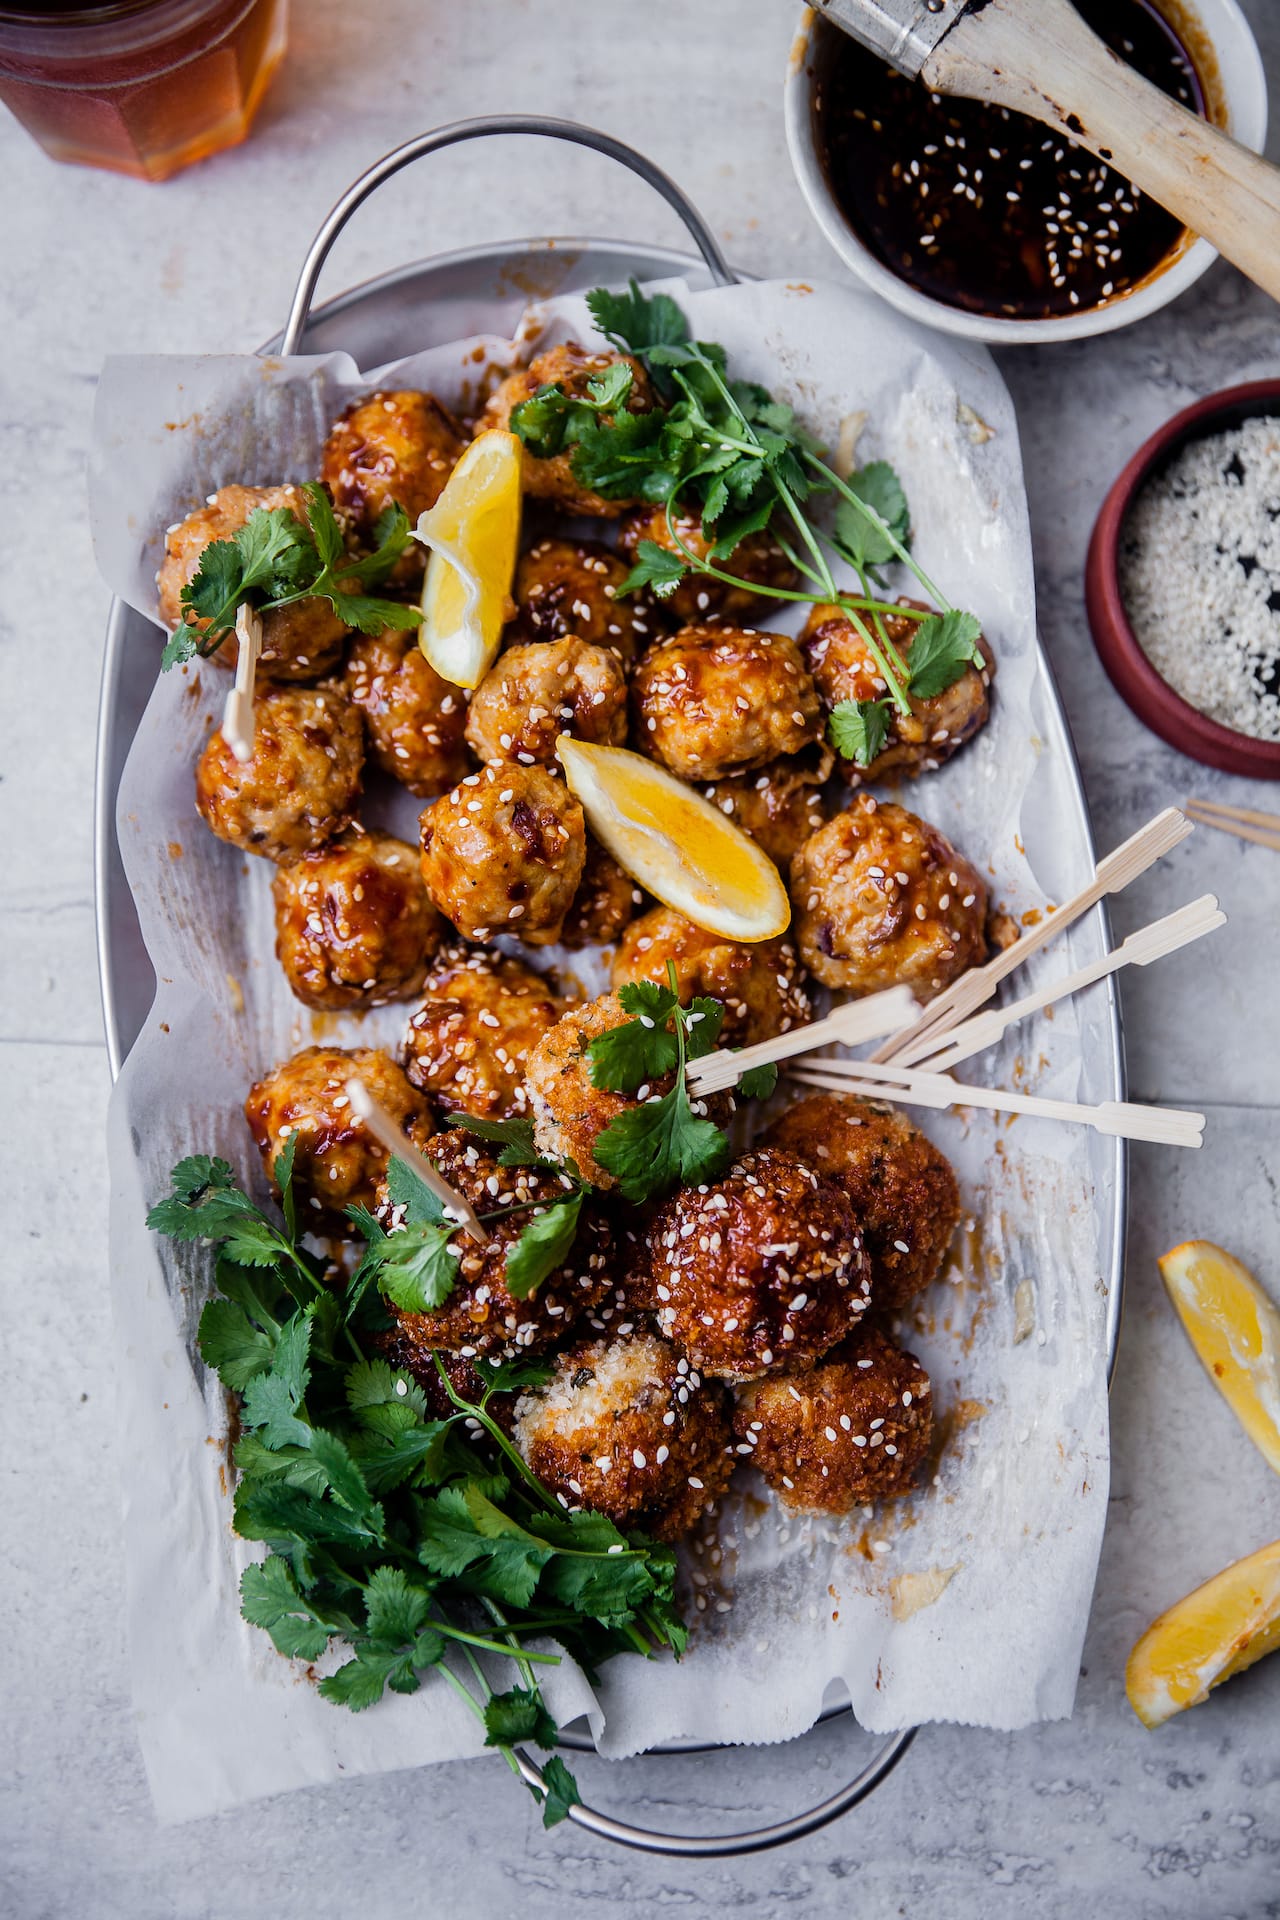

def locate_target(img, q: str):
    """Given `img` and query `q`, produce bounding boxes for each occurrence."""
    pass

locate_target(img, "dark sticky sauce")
[815,0,1204,320]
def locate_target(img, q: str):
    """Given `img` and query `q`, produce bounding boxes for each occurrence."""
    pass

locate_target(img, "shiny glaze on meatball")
[791,795,987,997]
[700,746,832,869]
[617,505,798,625]
[465,637,628,768]
[558,836,642,951]
[321,389,465,540]
[157,484,348,679]
[511,537,656,665]
[646,1147,872,1381]
[244,1044,430,1224]
[512,1331,734,1541]
[733,1324,932,1512]
[631,626,823,780]
[612,906,810,1048]
[764,1094,960,1307]
[418,763,586,945]
[403,946,565,1119]
[195,682,364,864]
[343,627,472,796]
[802,599,994,783]
[481,343,655,517]
[376,1131,614,1359]
[272,830,441,1011]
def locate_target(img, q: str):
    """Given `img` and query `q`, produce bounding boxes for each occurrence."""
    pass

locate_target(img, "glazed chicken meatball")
[343,627,472,796]
[802,599,994,783]
[701,747,832,869]
[403,946,565,1120]
[631,626,823,780]
[195,682,364,864]
[647,1148,872,1381]
[618,505,798,625]
[612,906,810,1048]
[375,1132,614,1359]
[791,796,988,998]
[733,1324,933,1513]
[419,763,586,945]
[765,1094,960,1307]
[464,637,628,768]
[511,537,655,665]
[244,1045,430,1223]
[321,389,466,542]
[272,830,442,1012]
[558,836,642,951]
[156,484,349,680]
[482,342,655,517]
[512,1331,735,1541]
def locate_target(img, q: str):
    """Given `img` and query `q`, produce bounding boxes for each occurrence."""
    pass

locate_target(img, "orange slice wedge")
[416,429,522,689]
[1126,1537,1280,1727]
[1158,1239,1280,1476]
[555,737,791,942]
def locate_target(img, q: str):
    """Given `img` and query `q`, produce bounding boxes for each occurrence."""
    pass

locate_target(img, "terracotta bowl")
[1084,379,1280,779]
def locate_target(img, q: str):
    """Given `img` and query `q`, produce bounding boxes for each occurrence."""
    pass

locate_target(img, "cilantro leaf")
[588,1005,678,1092]
[318,1646,419,1710]
[385,1156,447,1227]
[829,697,891,768]
[360,1217,460,1315]
[586,360,634,410]
[445,1113,541,1167]
[832,461,911,578]
[535,1754,583,1829]
[509,383,580,459]
[738,1062,779,1100]
[905,608,984,699]
[682,996,726,1063]
[484,1686,559,1751]
[586,280,689,354]
[197,1297,276,1391]
[345,1358,428,1420]
[239,1556,333,1662]
[619,539,687,600]
[505,1192,584,1301]
[593,1090,731,1203]
[363,1565,435,1645]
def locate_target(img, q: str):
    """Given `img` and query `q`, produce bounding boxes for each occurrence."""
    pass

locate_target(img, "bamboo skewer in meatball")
[618,505,799,625]
[791,795,988,998]
[510,537,655,666]
[195,682,364,864]
[464,637,628,768]
[343,628,472,796]
[482,343,655,518]
[272,830,442,1011]
[157,484,349,680]
[701,747,833,869]
[418,764,586,946]
[612,905,811,1048]
[321,389,466,580]
[245,1045,431,1224]
[403,946,566,1120]
[631,626,823,780]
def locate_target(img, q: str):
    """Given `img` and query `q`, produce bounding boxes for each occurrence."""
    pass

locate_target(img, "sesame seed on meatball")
[403,946,565,1120]
[343,627,472,797]
[195,682,364,864]
[558,836,643,951]
[482,343,655,518]
[512,1330,734,1540]
[272,829,442,1012]
[646,1147,872,1381]
[511,536,656,666]
[701,746,832,869]
[464,636,628,769]
[418,763,586,945]
[764,1094,960,1307]
[612,905,810,1048]
[631,626,823,781]
[617,505,798,626]
[790,795,988,998]
[244,1045,431,1225]
[732,1324,933,1512]
[321,389,466,543]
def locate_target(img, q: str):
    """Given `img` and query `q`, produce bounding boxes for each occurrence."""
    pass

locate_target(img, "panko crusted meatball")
[465,637,628,768]
[612,906,810,1048]
[321,389,466,541]
[244,1045,431,1223]
[791,796,988,998]
[377,1133,614,1359]
[558,836,642,951]
[733,1325,933,1512]
[511,537,655,665]
[157,484,348,680]
[765,1094,960,1307]
[631,626,823,780]
[195,683,364,863]
[647,1148,872,1381]
[701,747,832,869]
[618,505,799,625]
[512,1331,734,1541]
[403,946,565,1119]
[272,830,441,1011]
[482,343,655,518]
[343,627,471,796]
[419,763,586,945]
[802,599,994,783]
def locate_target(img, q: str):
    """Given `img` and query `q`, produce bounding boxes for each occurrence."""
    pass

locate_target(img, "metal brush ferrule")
[807,0,967,79]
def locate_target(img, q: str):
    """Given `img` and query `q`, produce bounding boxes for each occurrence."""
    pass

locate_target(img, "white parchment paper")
[93,280,1114,1822]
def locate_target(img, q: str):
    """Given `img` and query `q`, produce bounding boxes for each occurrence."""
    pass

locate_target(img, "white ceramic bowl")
[784,0,1268,344]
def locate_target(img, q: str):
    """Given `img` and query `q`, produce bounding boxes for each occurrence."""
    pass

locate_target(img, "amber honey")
[0,0,287,181]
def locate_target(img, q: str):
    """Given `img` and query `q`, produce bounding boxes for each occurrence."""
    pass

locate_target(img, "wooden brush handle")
[923,0,1280,303]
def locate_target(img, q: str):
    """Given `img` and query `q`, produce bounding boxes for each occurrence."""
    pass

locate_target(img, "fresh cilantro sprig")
[163,484,419,669]
[148,1154,688,1831]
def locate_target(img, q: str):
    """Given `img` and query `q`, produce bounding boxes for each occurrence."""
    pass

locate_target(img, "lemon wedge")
[556,737,790,942]
[1158,1239,1280,1476]
[1126,1537,1280,1727]
[416,429,522,689]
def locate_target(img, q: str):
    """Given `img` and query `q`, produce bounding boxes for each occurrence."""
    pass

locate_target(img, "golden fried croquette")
[402,946,565,1120]
[631,626,823,780]
[418,763,586,945]
[482,344,655,518]
[244,1045,431,1224]
[611,905,810,1048]
[272,830,442,1012]
[617,504,798,625]
[195,682,364,864]
[343,627,472,797]
[511,536,656,665]
[464,637,628,768]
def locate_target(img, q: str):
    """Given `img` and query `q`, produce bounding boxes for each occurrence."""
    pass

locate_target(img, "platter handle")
[280,114,736,356]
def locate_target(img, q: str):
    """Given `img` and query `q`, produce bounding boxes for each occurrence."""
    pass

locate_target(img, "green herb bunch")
[509,281,985,766]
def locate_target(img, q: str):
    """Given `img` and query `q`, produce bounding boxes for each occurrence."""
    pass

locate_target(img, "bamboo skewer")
[917,895,1225,1072]
[1185,797,1280,854]
[788,1061,1205,1150]
[221,604,263,765]
[344,1079,487,1243]
[870,806,1194,1067]
[685,984,917,1097]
